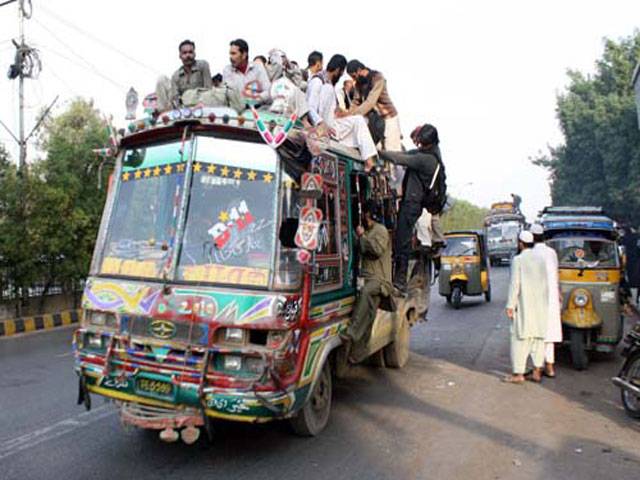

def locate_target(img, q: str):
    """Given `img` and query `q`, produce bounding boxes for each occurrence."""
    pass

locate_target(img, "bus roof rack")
[541,206,605,216]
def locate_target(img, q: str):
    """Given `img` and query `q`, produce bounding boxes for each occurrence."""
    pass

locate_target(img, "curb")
[0,309,81,338]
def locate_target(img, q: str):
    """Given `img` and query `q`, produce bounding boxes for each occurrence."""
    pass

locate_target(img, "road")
[1,267,639,480]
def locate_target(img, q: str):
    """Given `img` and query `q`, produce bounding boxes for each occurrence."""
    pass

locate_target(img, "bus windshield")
[176,136,278,288]
[99,141,188,279]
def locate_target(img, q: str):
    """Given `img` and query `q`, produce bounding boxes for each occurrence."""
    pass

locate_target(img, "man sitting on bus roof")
[155,39,212,110]
[223,38,271,107]
[344,199,393,363]
[306,54,377,168]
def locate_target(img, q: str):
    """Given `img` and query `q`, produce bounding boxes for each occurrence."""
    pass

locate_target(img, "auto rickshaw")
[541,207,624,370]
[438,231,491,309]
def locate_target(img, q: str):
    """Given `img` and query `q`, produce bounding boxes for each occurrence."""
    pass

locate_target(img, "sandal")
[502,375,525,384]
[525,370,543,383]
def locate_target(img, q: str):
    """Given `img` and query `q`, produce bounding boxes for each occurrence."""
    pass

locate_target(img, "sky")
[0,0,639,220]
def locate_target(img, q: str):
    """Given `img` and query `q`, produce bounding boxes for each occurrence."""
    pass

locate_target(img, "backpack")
[421,150,447,215]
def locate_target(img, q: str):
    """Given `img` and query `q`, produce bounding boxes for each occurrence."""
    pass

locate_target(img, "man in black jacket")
[379,124,445,292]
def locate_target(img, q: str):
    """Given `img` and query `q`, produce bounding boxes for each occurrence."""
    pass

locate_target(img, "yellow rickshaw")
[541,207,624,370]
[438,231,491,309]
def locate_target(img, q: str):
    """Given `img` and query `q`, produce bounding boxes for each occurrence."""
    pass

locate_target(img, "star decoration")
[193,162,202,173]
[219,211,230,222]
[143,168,152,178]
[233,168,243,179]
[263,173,274,183]
[153,166,161,176]
[164,164,173,175]
[247,170,257,181]
[207,164,217,174]
[221,166,230,177]
[134,170,142,179]
[176,163,185,173]
[122,172,131,181]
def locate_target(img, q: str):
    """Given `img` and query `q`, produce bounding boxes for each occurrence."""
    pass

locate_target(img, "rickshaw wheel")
[384,312,411,368]
[620,351,640,419]
[569,328,589,370]
[290,360,332,436]
[485,285,492,302]
[452,286,463,309]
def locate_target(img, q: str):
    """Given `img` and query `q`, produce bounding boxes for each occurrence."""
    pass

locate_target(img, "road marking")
[0,405,115,461]
[55,352,73,358]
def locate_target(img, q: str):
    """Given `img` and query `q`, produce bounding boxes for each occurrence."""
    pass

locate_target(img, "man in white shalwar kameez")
[306,55,377,168]
[504,231,549,384]
[530,224,562,378]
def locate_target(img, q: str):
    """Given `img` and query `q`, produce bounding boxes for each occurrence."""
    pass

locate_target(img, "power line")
[39,4,161,76]
[32,18,127,91]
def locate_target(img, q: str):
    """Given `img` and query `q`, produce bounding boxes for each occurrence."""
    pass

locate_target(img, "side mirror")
[279,218,299,248]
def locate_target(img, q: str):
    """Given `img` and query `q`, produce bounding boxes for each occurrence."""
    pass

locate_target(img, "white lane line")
[54,352,73,358]
[0,405,116,461]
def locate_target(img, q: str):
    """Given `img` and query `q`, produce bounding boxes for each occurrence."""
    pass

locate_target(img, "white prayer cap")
[519,231,534,244]
[530,224,544,235]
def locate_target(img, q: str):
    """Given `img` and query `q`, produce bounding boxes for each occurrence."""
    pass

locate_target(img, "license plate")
[135,377,174,399]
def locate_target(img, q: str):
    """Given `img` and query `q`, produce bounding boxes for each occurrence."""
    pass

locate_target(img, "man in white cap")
[530,223,562,377]
[504,230,549,384]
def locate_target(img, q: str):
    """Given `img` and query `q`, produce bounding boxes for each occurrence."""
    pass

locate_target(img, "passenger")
[346,59,400,150]
[337,78,355,111]
[266,49,305,90]
[347,59,404,192]
[306,54,377,168]
[307,51,323,79]
[379,124,445,292]
[344,200,393,362]
[267,49,312,125]
[155,39,212,110]
[211,73,223,88]
[253,55,267,66]
[223,38,271,106]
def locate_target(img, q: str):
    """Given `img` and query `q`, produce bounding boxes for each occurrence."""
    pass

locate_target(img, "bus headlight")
[86,311,117,328]
[223,355,242,371]
[223,328,246,344]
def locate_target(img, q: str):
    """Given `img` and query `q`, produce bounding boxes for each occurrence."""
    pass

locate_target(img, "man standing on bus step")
[155,40,212,110]
[223,38,271,106]
[530,223,562,378]
[343,200,393,363]
[378,124,445,293]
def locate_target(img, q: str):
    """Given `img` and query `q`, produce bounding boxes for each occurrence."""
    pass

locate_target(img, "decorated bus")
[73,105,427,443]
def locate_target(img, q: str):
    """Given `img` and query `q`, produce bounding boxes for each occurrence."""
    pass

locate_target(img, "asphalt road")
[1,267,639,480]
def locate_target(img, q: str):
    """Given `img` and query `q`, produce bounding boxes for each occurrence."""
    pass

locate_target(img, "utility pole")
[18,0,25,172]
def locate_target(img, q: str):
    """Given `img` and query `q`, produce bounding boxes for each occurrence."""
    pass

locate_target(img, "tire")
[290,360,332,436]
[384,314,411,368]
[569,328,589,371]
[620,351,640,419]
[451,286,463,310]
[485,285,492,302]
[445,294,452,304]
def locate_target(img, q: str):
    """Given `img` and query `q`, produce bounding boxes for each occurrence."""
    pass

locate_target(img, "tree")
[534,32,640,225]
[441,198,489,232]
[32,98,111,305]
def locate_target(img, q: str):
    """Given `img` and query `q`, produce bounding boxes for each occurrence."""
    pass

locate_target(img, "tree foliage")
[0,99,111,311]
[441,198,489,232]
[534,33,640,224]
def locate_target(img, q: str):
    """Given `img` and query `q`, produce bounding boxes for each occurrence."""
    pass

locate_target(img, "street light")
[633,61,640,130]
